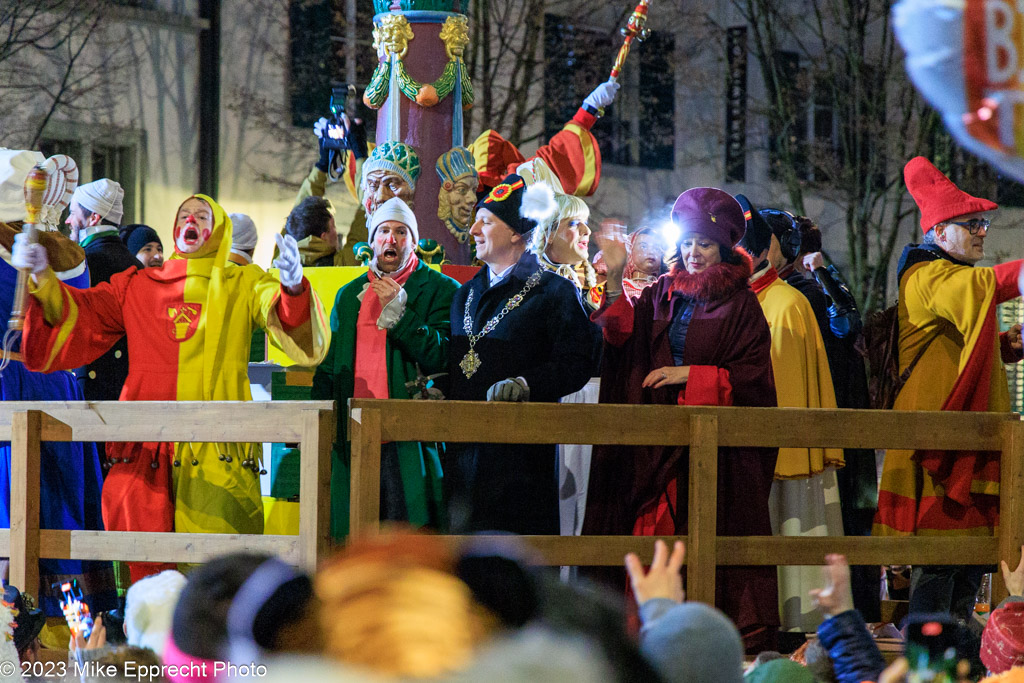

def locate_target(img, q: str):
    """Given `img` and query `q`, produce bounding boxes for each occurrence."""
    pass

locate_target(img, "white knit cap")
[72,178,125,224]
[229,213,259,250]
[0,149,45,223]
[125,569,187,657]
[368,196,419,245]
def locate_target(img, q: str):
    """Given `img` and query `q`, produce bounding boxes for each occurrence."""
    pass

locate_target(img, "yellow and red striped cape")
[874,257,1022,537]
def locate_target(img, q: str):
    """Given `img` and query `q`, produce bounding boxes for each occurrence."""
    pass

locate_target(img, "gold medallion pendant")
[460,348,481,378]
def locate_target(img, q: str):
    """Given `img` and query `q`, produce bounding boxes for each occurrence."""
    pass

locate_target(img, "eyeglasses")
[946,218,991,235]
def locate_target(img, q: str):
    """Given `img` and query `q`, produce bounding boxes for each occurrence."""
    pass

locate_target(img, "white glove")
[583,80,621,111]
[486,377,530,402]
[11,232,48,276]
[273,233,303,289]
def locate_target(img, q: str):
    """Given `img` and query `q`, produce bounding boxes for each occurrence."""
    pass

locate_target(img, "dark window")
[39,139,139,225]
[724,26,747,182]
[766,50,808,181]
[289,0,377,131]
[544,13,675,170]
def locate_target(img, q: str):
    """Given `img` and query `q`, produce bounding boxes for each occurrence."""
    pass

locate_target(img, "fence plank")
[299,409,335,571]
[0,401,333,443]
[432,535,999,567]
[10,411,41,596]
[355,400,1007,451]
[998,419,1024,604]
[349,408,382,539]
[687,414,719,604]
[37,530,300,565]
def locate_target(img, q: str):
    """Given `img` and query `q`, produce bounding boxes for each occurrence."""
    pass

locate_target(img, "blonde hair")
[530,193,591,255]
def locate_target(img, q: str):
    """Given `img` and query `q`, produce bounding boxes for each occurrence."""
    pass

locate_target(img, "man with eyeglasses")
[875,156,1024,621]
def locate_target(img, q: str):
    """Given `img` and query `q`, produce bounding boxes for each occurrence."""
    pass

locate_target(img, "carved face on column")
[435,146,480,243]
[363,170,415,217]
[360,141,420,221]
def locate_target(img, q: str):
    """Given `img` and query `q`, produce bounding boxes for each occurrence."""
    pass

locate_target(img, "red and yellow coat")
[22,196,328,551]
[875,257,1023,537]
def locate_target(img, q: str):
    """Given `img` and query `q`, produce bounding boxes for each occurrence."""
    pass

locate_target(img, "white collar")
[79,224,116,240]
[487,263,516,287]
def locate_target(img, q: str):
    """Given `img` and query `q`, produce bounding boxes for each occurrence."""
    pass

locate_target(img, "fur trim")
[668,246,753,303]
[521,183,557,225]
[125,569,188,657]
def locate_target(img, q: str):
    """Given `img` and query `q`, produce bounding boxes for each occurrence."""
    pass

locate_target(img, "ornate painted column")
[362,0,477,265]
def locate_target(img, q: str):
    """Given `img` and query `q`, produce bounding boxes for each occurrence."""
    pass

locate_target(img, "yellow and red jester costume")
[23,195,328,582]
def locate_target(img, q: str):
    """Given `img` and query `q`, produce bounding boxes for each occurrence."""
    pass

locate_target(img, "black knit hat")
[120,224,162,255]
[4,586,44,653]
[474,173,556,235]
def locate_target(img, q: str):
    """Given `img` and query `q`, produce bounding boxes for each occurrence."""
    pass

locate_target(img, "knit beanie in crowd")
[641,602,743,683]
[983,601,1024,673]
[73,178,125,224]
[229,213,259,251]
[121,224,162,255]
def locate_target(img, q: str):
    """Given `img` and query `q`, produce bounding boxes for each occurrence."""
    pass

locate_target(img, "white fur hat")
[125,569,188,657]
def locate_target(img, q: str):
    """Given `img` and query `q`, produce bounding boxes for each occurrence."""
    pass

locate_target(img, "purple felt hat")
[670,188,746,247]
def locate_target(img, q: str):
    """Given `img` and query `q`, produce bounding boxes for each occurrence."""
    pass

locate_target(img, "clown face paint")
[174,197,213,254]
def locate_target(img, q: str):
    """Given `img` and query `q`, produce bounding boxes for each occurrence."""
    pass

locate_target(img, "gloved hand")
[486,377,530,402]
[583,80,621,112]
[273,234,303,290]
[12,232,49,277]
[313,117,335,173]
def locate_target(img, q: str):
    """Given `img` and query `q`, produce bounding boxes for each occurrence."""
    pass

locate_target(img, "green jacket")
[311,260,460,539]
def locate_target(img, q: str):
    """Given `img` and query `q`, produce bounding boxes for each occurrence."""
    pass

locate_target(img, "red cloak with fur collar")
[584,247,781,646]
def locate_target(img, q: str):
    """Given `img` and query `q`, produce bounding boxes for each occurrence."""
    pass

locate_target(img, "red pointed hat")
[904,156,997,233]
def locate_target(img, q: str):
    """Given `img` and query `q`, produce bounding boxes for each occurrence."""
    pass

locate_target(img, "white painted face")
[174,198,213,254]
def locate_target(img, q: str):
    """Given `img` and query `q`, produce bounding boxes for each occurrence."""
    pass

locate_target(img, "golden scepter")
[610,0,652,84]
[2,165,48,369]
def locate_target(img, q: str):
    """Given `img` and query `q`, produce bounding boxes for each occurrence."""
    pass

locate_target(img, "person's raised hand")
[69,615,106,653]
[802,252,825,272]
[624,539,686,606]
[595,220,628,276]
[810,553,855,617]
[1002,545,1024,597]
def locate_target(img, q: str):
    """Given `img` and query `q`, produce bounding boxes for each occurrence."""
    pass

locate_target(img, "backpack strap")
[898,334,936,386]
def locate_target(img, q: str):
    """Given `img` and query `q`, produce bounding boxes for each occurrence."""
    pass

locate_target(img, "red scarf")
[353,254,420,399]
[749,265,779,294]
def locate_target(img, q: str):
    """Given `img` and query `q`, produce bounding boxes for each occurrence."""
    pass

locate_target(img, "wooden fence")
[349,400,1024,605]
[0,401,334,599]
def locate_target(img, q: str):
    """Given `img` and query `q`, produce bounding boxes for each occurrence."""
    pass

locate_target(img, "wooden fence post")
[687,413,719,605]
[349,407,382,539]
[10,411,40,598]
[997,417,1024,604]
[299,409,334,571]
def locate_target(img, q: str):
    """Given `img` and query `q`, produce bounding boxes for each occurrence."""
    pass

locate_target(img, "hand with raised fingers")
[625,539,686,606]
[810,553,855,617]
